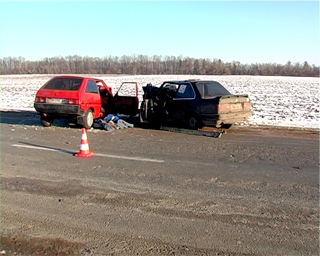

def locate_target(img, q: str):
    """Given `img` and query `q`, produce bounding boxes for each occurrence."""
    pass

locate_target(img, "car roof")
[52,75,104,82]
[52,75,85,79]
[162,79,219,84]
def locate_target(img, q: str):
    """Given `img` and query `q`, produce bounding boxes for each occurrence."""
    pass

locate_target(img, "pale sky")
[0,1,319,65]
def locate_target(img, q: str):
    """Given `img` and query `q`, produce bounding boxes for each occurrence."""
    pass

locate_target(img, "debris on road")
[160,126,224,138]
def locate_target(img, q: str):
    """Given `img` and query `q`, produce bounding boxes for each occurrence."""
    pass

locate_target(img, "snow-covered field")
[0,74,319,129]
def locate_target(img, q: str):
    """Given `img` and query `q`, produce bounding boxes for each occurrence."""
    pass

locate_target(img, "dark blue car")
[139,80,252,129]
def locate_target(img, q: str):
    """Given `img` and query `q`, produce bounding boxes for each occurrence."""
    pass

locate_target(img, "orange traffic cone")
[75,128,95,158]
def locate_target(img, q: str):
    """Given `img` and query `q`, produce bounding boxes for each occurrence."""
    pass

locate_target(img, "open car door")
[113,82,139,116]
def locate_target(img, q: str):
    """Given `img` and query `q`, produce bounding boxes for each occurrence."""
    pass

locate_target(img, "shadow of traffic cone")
[75,128,95,158]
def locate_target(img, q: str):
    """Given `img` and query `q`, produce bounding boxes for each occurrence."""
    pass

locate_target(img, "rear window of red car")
[43,78,83,91]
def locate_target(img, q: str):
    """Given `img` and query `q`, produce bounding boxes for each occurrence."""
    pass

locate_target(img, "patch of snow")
[0,74,319,129]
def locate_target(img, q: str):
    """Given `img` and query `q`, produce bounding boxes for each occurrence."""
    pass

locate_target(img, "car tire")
[185,114,201,130]
[41,115,54,127]
[83,110,94,129]
[139,100,148,122]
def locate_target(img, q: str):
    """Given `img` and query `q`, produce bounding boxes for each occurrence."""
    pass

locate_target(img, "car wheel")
[185,114,201,130]
[83,110,94,129]
[41,115,54,127]
[139,100,148,122]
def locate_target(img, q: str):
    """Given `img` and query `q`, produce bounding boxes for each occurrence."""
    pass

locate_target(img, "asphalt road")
[1,110,319,255]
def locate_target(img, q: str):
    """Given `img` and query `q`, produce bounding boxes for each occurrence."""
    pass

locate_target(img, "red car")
[34,76,139,128]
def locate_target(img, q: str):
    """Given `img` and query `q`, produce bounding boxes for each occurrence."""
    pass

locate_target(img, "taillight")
[67,99,80,104]
[35,97,46,103]
[243,102,252,110]
[68,99,74,104]
[217,104,231,113]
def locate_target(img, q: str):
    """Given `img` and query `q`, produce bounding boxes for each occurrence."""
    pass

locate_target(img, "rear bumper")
[202,111,252,126]
[34,103,84,117]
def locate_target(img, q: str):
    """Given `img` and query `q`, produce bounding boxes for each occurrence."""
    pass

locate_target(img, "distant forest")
[0,55,319,77]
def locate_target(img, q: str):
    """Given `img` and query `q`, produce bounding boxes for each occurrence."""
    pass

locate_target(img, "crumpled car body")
[139,80,252,129]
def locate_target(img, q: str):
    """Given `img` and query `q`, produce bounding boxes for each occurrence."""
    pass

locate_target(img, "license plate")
[47,98,66,104]
[231,103,242,110]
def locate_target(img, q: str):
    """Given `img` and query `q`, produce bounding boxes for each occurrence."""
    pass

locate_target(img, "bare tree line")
[0,55,319,77]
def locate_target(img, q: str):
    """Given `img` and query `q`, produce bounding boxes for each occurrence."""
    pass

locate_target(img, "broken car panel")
[139,79,252,129]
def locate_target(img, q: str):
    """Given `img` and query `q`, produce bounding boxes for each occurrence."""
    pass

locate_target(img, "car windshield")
[195,81,231,98]
[43,78,83,91]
